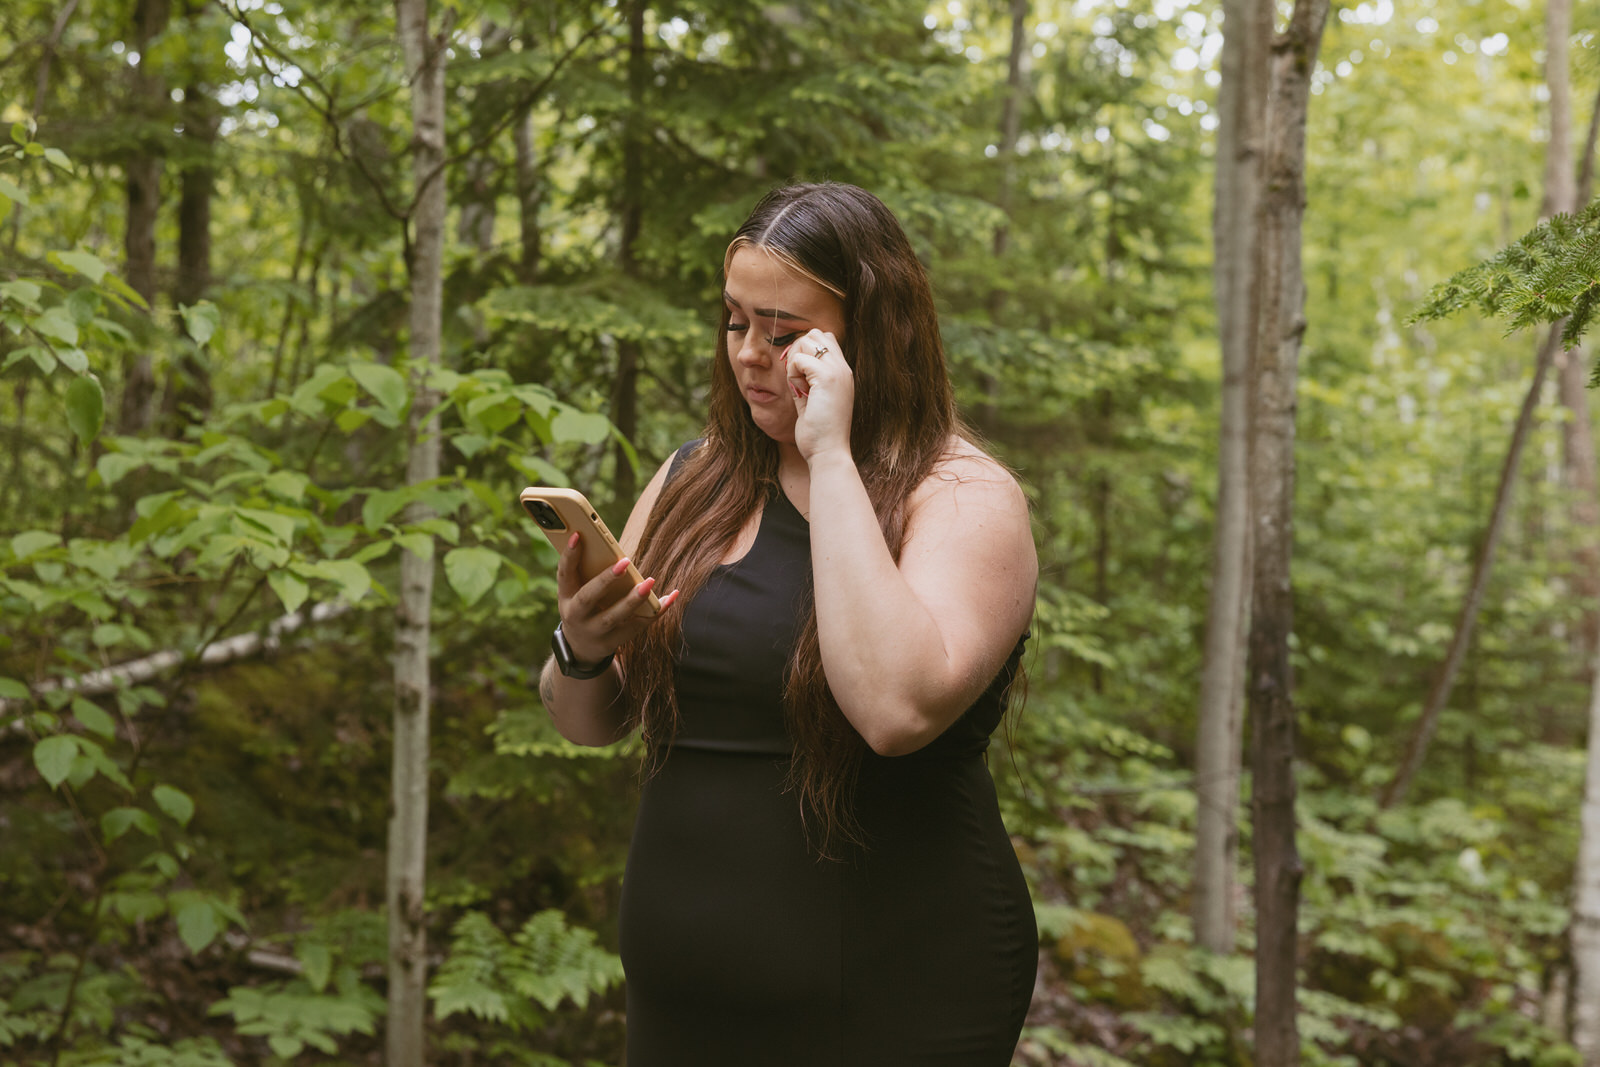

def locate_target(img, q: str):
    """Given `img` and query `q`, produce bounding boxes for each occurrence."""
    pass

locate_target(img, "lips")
[745,383,781,404]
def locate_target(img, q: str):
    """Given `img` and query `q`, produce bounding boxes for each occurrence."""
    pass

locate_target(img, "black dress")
[619,453,1035,1066]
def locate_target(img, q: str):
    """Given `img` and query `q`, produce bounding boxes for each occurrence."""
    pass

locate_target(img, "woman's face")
[723,245,846,445]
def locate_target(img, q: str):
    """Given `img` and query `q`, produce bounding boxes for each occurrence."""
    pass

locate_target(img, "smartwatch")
[551,623,615,680]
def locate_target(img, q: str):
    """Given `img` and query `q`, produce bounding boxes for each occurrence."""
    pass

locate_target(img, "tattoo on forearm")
[540,668,557,711]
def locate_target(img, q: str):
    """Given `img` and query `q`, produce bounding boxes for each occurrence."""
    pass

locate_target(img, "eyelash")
[726,322,802,347]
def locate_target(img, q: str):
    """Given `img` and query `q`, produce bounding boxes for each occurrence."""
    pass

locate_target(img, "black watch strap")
[551,623,615,680]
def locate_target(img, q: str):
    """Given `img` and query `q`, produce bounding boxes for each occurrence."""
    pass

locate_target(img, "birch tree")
[1192,0,1269,957]
[1248,1,1330,1061]
[389,0,450,1061]
[1564,55,1600,1067]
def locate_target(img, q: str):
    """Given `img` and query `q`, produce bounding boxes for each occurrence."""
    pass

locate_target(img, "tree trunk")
[1540,0,1574,221]
[388,0,449,1062]
[1565,63,1600,1067]
[162,20,218,430]
[514,105,543,283]
[1560,76,1600,657]
[118,0,171,435]
[979,0,1028,431]
[1249,3,1329,1063]
[610,1,647,510]
[1576,627,1600,1064]
[1193,0,1270,958]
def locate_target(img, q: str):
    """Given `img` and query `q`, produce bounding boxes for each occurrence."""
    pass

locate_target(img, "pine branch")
[1408,197,1600,356]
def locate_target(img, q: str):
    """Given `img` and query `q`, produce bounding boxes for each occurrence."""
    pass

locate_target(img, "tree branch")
[2,601,351,723]
[31,0,80,118]
[214,0,410,224]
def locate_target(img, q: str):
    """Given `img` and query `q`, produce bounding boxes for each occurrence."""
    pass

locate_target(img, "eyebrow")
[722,291,805,322]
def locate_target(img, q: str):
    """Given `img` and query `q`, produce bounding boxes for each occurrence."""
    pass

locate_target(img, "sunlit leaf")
[444,546,503,606]
[350,362,408,413]
[268,570,309,614]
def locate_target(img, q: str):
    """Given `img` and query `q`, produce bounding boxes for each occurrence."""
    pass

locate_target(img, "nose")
[734,333,775,367]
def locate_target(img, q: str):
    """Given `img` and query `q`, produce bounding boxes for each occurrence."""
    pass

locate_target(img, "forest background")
[3,0,1600,1064]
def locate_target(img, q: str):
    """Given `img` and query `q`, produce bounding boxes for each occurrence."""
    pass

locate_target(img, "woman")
[539,182,1038,1065]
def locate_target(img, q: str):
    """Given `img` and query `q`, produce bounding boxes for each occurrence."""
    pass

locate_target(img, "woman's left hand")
[784,328,855,463]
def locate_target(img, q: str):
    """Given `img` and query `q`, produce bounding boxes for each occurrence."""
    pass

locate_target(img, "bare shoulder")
[903,436,1035,577]
[909,435,1030,519]
[899,435,1036,646]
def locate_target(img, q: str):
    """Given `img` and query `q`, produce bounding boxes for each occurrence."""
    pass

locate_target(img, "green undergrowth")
[1001,688,1582,1067]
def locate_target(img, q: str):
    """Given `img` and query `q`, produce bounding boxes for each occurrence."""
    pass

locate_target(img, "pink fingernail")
[568,532,581,549]
[612,557,631,575]
[636,577,657,596]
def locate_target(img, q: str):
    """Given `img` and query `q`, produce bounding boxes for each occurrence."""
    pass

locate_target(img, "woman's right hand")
[555,531,680,666]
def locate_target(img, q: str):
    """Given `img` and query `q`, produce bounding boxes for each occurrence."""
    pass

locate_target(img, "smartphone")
[519,486,661,615]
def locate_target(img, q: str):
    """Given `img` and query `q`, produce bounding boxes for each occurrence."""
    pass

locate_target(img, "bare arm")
[786,332,1036,756]
[540,455,678,746]
[806,446,1036,756]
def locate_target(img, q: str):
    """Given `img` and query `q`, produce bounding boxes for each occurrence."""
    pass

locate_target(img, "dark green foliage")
[3,0,1596,1064]
[1410,197,1600,358]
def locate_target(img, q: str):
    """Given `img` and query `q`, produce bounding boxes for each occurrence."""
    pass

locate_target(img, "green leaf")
[235,507,296,547]
[25,346,57,374]
[65,376,105,446]
[30,305,79,345]
[263,470,309,502]
[0,677,29,700]
[0,175,28,206]
[102,806,160,843]
[549,408,612,445]
[102,270,148,310]
[409,517,459,544]
[362,488,410,529]
[303,559,372,603]
[153,784,196,827]
[173,894,221,954]
[11,530,60,559]
[451,433,491,458]
[350,362,408,413]
[299,942,334,993]
[268,570,309,614]
[97,453,145,486]
[49,249,107,283]
[393,532,435,560]
[444,546,503,606]
[509,454,569,487]
[43,146,72,171]
[268,1035,305,1059]
[33,735,79,789]
[0,279,42,309]
[179,302,220,346]
[56,348,88,374]
[72,697,117,738]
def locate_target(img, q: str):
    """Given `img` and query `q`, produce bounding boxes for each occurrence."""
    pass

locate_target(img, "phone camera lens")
[525,499,565,530]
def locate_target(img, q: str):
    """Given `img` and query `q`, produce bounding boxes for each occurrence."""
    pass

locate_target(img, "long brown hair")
[621,182,960,856]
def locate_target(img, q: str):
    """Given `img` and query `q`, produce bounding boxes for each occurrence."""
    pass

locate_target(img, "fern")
[64,1035,235,1066]
[207,977,381,1060]
[429,910,624,1031]
[1409,197,1600,360]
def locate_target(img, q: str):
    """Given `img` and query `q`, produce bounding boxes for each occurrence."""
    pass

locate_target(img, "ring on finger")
[813,345,829,358]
